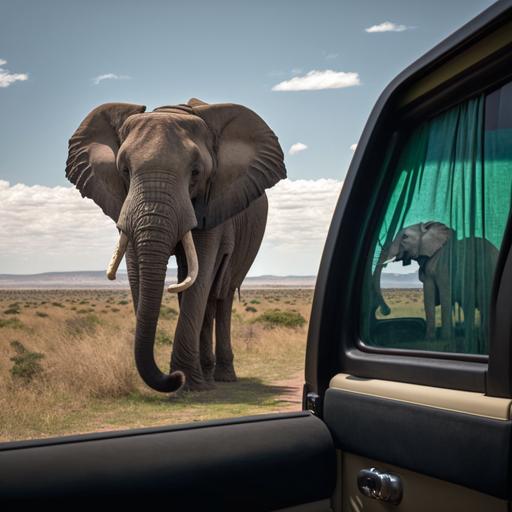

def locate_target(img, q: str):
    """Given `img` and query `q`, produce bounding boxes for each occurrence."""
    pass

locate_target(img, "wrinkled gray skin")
[66,99,286,392]
[373,221,499,340]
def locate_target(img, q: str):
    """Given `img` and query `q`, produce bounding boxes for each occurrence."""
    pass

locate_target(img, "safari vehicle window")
[361,80,512,356]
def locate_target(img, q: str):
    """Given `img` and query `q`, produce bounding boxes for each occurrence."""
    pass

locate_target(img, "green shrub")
[35,311,49,318]
[118,300,129,305]
[10,341,44,383]
[160,305,178,320]
[0,317,24,329]
[250,299,260,304]
[245,306,257,313]
[4,307,20,315]
[77,308,95,314]
[254,309,306,329]
[51,302,65,308]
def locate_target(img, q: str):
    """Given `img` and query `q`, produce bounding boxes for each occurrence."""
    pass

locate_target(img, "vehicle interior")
[1,1,512,509]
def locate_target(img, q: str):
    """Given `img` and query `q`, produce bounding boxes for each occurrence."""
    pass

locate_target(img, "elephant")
[373,221,499,350]
[65,99,286,392]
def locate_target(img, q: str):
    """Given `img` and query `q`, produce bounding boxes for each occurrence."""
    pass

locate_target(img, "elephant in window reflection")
[373,221,499,345]
[65,99,286,392]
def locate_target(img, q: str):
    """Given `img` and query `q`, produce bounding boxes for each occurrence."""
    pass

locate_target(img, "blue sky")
[0,0,498,275]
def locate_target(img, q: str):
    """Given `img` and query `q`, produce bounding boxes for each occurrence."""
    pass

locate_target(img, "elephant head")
[65,99,286,392]
[373,221,452,315]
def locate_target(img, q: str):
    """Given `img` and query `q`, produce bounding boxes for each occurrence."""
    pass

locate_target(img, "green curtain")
[362,92,512,354]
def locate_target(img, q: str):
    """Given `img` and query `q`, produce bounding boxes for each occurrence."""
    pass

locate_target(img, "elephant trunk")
[373,238,401,316]
[116,171,197,392]
[135,241,184,392]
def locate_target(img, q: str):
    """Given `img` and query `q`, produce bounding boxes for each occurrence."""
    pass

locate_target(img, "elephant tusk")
[107,231,128,280]
[167,231,198,293]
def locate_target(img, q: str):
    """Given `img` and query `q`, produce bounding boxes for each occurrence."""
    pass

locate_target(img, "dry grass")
[0,288,312,442]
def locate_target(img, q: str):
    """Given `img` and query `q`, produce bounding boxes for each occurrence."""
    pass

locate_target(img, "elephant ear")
[189,101,287,229]
[419,221,453,257]
[65,103,146,222]
[187,97,208,107]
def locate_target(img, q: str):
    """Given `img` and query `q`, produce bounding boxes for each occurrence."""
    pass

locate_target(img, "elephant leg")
[200,299,216,383]
[423,278,437,340]
[214,289,237,382]
[170,230,220,391]
[439,282,452,342]
[462,301,476,353]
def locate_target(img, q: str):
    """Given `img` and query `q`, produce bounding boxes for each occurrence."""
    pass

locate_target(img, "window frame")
[305,3,512,402]
[358,88,504,363]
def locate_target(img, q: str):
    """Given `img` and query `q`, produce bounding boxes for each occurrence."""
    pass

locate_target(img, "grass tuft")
[254,309,306,329]
[10,341,45,384]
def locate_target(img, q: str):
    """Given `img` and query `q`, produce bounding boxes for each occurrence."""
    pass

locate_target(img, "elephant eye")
[402,234,409,239]
[191,168,200,177]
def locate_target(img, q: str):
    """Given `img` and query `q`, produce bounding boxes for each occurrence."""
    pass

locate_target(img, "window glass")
[362,83,512,355]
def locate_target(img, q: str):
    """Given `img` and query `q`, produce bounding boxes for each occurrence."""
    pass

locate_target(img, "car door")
[1,2,512,510]
[305,1,512,510]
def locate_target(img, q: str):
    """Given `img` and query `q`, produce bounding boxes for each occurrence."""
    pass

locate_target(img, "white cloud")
[0,178,344,275]
[272,70,360,91]
[365,21,412,33]
[92,73,131,85]
[0,180,117,273]
[265,178,343,247]
[0,59,28,88]
[350,143,357,151]
[288,143,308,155]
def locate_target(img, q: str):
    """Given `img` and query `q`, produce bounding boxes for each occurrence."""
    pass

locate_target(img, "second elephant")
[373,221,499,351]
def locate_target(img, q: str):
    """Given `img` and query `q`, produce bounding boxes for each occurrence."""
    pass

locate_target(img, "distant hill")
[0,270,421,289]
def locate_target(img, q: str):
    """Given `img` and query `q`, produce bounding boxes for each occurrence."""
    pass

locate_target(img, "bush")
[0,317,23,329]
[160,305,178,320]
[10,341,45,383]
[51,302,65,308]
[77,308,95,314]
[4,307,20,315]
[254,309,306,329]
[245,306,257,313]
[35,311,49,318]
[250,299,260,304]
[118,300,129,305]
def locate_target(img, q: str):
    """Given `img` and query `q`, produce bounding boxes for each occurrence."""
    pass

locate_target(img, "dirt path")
[274,372,304,410]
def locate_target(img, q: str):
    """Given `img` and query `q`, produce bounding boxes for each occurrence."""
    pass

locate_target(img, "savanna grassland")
[0,288,314,442]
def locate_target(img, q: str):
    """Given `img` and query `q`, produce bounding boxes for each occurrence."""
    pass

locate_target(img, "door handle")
[357,467,403,505]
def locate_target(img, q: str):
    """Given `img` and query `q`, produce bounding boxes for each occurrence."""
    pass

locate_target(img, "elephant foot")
[181,379,216,392]
[214,364,237,382]
[170,364,215,391]
[202,367,215,384]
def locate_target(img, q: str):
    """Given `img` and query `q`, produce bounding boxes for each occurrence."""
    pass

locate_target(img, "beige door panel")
[340,452,507,512]
[330,373,512,420]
